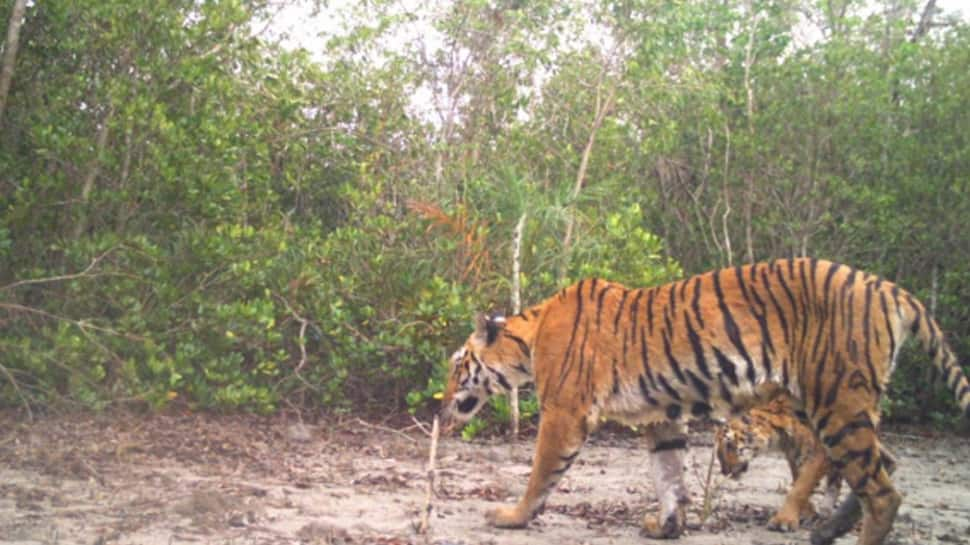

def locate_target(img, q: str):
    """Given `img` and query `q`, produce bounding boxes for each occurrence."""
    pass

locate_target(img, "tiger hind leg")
[485,406,587,528]
[815,411,901,545]
[641,422,690,539]
[811,446,896,545]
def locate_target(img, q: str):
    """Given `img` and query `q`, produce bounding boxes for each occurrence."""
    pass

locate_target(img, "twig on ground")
[409,415,432,436]
[418,415,440,535]
[700,441,719,522]
[353,418,418,443]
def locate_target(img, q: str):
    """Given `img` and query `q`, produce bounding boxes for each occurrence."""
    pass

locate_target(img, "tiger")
[438,258,970,545]
[715,394,842,532]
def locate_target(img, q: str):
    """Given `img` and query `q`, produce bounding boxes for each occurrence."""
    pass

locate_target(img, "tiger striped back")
[439,258,970,545]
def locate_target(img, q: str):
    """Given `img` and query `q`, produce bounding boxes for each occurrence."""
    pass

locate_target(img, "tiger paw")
[767,511,800,532]
[484,505,529,529]
[641,511,684,539]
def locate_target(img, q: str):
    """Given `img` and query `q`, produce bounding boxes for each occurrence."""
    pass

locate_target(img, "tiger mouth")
[728,461,749,479]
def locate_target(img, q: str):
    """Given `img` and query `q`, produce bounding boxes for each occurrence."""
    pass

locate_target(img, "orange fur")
[439,259,970,544]
[715,395,842,532]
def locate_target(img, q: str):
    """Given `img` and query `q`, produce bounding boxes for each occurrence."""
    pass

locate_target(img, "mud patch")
[0,412,968,544]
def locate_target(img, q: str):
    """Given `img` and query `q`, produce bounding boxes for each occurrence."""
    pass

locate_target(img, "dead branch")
[354,418,419,444]
[0,303,145,341]
[0,361,32,422]
[418,415,440,535]
[1,247,118,291]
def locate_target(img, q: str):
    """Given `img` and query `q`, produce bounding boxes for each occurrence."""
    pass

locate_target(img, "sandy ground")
[0,412,968,545]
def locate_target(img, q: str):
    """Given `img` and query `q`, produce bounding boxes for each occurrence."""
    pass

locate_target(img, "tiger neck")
[500,307,542,382]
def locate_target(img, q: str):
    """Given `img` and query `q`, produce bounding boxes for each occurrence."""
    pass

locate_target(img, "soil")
[1,411,968,545]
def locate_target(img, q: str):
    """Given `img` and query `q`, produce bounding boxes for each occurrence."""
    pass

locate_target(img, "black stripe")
[815,410,832,434]
[505,333,531,359]
[595,284,611,329]
[669,284,678,317]
[958,383,970,400]
[863,283,881,394]
[761,269,790,347]
[846,290,856,360]
[629,289,643,341]
[761,343,773,381]
[905,293,921,335]
[782,356,790,389]
[560,450,580,463]
[685,313,712,380]
[571,318,591,391]
[823,413,874,449]
[690,401,714,417]
[713,347,739,386]
[613,289,630,334]
[685,369,710,401]
[492,369,512,391]
[812,341,830,416]
[646,288,657,333]
[824,355,847,408]
[663,332,687,384]
[735,266,752,305]
[640,327,657,389]
[559,281,586,382]
[775,266,798,319]
[652,438,687,452]
[809,258,820,314]
[797,260,812,356]
[611,359,620,394]
[718,375,734,405]
[879,292,896,361]
[691,276,705,329]
[656,374,681,400]
[712,269,757,384]
[822,261,841,316]
[639,375,659,405]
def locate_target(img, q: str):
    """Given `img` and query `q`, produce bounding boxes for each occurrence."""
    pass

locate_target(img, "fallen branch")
[0,361,32,422]
[353,418,418,444]
[418,415,440,535]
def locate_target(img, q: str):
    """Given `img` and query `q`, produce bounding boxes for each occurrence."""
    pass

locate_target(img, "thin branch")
[353,418,419,444]
[0,361,33,421]
[1,247,118,291]
[0,303,145,341]
[418,415,440,535]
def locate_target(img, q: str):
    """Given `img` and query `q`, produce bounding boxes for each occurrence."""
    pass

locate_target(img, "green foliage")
[2,0,970,429]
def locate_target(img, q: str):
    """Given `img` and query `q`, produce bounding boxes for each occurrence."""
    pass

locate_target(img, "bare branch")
[1,247,118,292]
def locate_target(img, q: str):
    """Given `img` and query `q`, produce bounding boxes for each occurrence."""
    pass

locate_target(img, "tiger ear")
[474,312,506,344]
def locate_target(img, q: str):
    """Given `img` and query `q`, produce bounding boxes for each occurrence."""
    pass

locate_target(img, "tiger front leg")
[768,448,830,532]
[641,422,690,539]
[485,406,587,528]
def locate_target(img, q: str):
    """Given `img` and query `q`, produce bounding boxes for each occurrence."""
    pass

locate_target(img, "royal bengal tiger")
[715,394,843,532]
[438,258,970,545]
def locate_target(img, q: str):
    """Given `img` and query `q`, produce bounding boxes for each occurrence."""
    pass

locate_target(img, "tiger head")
[439,312,530,432]
[714,415,765,479]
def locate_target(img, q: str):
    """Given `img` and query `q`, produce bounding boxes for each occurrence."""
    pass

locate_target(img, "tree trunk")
[73,109,113,240]
[0,0,28,125]
[509,212,527,438]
